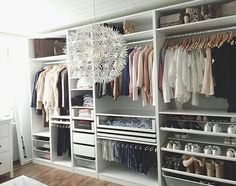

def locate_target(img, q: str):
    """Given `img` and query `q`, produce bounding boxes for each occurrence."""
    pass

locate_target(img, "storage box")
[74,155,95,169]
[2,175,47,186]
[34,38,66,58]
[160,13,182,27]
[220,1,236,17]
[163,174,213,186]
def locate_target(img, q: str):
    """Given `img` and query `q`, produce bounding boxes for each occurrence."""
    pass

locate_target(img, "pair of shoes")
[228,125,236,134]
[205,159,224,178]
[182,155,205,174]
[164,155,184,171]
[226,148,236,158]
[204,123,222,133]
[175,133,189,139]
[166,140,181,150]
[184,143,201,153]
[184,121,202,130]
[165,120,181,128]
[224,137,236,145]
[203,145,221,155]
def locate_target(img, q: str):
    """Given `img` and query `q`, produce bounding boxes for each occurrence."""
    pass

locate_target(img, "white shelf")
[156,15,236,35]
[96,111,155,119]
[33,157,51,163]
[161,147,236,162]
[123,30,153,42]
[73,129,94,133]
[160,127,236,138]
[33,139,50,143]
[50,115,70,120]
[34,148,50,154]
[72,117,94,121]
[159,109,236,117]
[168,137,236,148]
[98,125,155,133]
[71,106,94,109]
[50,121,71,125]
[52,160,72,167]
[162,168,236,185]
[97,128,156,138]
[30,55,67,61]
[99,166,158,186]
[97,133,157,145]
[33,131,50,138]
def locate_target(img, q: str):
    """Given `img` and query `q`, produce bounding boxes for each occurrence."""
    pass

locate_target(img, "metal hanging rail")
[166,26,236,39]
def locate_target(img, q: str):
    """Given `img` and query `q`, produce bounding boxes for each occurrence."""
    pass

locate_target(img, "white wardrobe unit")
[29,0,236,186]
[0,117,13,178]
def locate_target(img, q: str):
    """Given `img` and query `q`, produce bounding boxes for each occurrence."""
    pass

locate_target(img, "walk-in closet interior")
[2,0,236,186]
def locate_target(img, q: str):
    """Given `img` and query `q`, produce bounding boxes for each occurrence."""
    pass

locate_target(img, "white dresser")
[0,117,13,178]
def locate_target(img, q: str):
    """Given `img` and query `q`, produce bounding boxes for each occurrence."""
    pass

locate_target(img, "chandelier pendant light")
[68,1,128,83]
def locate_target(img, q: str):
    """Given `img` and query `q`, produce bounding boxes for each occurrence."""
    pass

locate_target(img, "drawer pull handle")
[0,145,1,148]
[0,162,2,165]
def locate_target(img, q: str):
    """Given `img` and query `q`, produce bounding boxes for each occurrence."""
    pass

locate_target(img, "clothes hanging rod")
[166,26,236,39]
[127,39,153,45]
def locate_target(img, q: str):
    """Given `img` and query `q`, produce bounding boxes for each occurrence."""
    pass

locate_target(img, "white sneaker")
[226,148,235,157]
[212,146,221,155]
[191,144,201,153]
[166,140,173,149]
[173,141,181,150]
[228,125,236,134]
[213,124,222,133]
[203,145,212,154]
[184,143,192,152]
[204,123,213,132]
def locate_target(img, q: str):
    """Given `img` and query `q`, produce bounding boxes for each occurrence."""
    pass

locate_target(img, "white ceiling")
[0,0,189,36]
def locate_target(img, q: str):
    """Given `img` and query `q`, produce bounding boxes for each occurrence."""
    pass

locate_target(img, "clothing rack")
[127,39,153,45]
[166,25,236,39]
[51,123,70,128]
[98,139,157,152]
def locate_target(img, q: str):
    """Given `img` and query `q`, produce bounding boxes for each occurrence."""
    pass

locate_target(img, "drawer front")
[0,138,9,152]
[0,152,10,174]
[73,132,94,145]
[0,124,9,138]
[73,144,95,158]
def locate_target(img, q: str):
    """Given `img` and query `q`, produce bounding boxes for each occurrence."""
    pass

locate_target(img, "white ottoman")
[1,176,47,186]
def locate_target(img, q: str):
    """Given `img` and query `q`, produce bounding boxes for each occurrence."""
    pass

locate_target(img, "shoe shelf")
[168,137,236,148]
[72,117,94,121]
[156,15,236,35]
[159,109,236,118]
[162,168,236,185]
[160,127,236,138]
[161,147,236,162]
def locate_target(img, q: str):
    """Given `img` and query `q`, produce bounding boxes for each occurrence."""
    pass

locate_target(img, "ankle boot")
[215,160,224,178]
[194,157,205,174]
[182,155,194,173]
[205,159,215,177]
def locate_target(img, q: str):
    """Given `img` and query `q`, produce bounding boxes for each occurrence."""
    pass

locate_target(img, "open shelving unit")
[28,0,236,185]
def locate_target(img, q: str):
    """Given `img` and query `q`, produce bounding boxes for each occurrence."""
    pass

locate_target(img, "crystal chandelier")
[68,22,127,83]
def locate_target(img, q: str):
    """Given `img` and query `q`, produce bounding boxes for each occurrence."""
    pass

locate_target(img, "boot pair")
[205,159,224,178]
[182,155,205,174]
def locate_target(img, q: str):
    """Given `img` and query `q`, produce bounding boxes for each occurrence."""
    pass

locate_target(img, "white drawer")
[73,132,94,145]
[0,137,9,152]
[73,144,95,158]
[0,124,9,138]
[0,152,10,174]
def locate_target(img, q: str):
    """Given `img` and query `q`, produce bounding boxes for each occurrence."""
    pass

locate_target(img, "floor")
[0,162,121,186]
